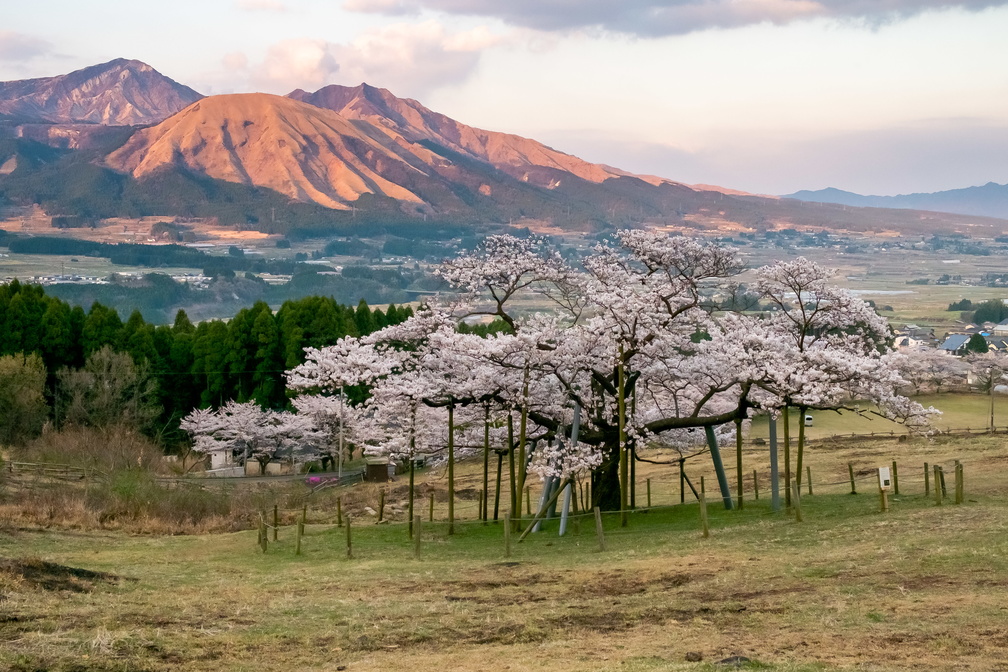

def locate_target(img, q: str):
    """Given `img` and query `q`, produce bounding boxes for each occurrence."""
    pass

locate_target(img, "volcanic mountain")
[105,88,695,217]
[287,83,645,187]
[0,58,202,126]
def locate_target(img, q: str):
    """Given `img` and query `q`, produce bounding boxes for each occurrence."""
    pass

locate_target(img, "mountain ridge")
[0,58,202,125]
[784,182,1008,220]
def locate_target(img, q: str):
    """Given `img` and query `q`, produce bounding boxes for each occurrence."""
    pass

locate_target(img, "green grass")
[747,393,1008,442]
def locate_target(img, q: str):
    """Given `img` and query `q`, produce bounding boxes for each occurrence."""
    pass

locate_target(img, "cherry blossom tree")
[180,400,323,474]
[896,349,968,395]
[287,232,933,526]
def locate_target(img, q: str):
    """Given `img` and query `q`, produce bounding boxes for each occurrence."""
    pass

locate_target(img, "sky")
[2,0,1007,196]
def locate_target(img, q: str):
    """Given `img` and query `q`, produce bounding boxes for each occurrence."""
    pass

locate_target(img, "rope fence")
[251,453,972,559]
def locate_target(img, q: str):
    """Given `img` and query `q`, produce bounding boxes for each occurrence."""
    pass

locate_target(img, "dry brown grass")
[1,433,1007,671]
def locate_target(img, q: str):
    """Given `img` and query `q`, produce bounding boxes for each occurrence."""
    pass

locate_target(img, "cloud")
[0,31,53,62]
[234,0,289,11]
[540,120,1008,195]
[342,0,1008,36]
[245,22,500,97]
[249,39,342,92]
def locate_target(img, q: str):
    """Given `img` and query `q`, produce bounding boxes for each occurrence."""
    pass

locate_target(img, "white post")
[558,482,572,536]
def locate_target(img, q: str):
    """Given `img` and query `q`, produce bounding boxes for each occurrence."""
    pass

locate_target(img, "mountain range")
[784,184,1008,221]
[1,58,1006,234]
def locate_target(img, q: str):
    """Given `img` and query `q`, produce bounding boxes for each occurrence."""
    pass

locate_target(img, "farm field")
[2,432,1007,672]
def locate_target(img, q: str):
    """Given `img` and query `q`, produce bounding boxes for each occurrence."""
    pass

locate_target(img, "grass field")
[747,393,1008,442]
[3,431,1007,672]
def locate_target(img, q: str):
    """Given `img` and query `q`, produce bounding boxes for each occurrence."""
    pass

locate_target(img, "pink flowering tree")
[180,400,323,474]
[288,232,932,525]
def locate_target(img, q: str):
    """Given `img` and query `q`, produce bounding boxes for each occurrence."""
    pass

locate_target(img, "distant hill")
[784,183,1008,220]
[0,58,202,125]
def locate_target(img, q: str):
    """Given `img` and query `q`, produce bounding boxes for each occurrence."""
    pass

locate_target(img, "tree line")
[0,279,411,443]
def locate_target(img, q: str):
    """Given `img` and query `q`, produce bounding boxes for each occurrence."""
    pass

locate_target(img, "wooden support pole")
[700,475,706,495]
[848,463,857,495]
[378,489,386,523]
[273,504,279,541]
[525,486,531,516]
[494,450,503,521]
[735,417,744,511]
[414,515,422,560]
[679,458,685,504]
[519,478,570,543]
[295,518,303,556]
[346,515,353,559]
[753,470,759,500]
[934,465,942,505]
[924,462,930,496]
[806,466,813,496]
[792,481,803,522]
[939,466,947,498]
[646,478,652,508]
[892,460,900,496]
[955,463,964,504]
[337,497,343,527]
[448,404,455,536]
[699,493,710,538]
[504,512,512,558]
[594,506,606,551]
[429,491,435,522]
[878,471,889,513]
[258,514,268,553]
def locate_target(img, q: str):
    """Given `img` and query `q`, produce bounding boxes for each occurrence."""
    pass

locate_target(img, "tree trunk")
[591,435,621,511]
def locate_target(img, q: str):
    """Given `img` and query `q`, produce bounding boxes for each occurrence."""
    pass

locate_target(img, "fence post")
[258,514,268,553]
[295,517,303,556]
[878,470,889,513]
[273,504,279,541]
[378,489,386,523]
[594,506,606,551]
[414,515,422,560]
[955,463,964,504]
[934,465,942,505]
[924,462,929,496]
[346,515,353,559]
[337,497,343,527]
[753,470,759,500]
[939,466,947,498]
[806,466,813,496]
[646,478,652,508]
[429,492,435,522]
[892,460,899,496]
[699,493,710,538]
[526,487,531,515]
[848,463,857,495]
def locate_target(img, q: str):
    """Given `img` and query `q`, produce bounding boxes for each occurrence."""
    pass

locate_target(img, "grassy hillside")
[2,430,1006,672]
